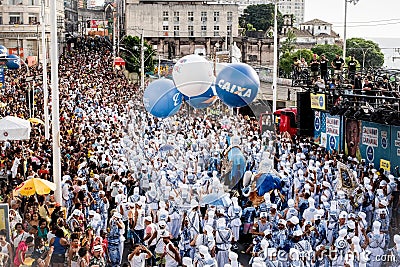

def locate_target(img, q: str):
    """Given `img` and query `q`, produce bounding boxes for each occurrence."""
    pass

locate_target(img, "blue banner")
[313,111,325,145]
[325,114,341,153]
[359,121,391,168]
[391,126,400,173]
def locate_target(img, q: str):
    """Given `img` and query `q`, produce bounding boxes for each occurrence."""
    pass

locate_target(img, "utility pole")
[50,0,62,204]
[141,28,145,90]
[272,0,278,112]
[41,0,49,139]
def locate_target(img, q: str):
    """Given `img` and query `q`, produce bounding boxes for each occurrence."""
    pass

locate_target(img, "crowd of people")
[0,38,400,267]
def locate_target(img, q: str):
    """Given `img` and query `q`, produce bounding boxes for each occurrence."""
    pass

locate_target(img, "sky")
[304,0,400,39]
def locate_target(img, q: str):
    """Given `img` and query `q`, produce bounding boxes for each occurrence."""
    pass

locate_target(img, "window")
[213,11,219,22]
[227,11,232,22]
[201,25,207,31]
[163,11,169,21]
[174,25,179,36]
[9,13,22,24]
[318,26,321,30]
[201,11,207,22]
[29,13,38,24]
[324,26,327,30]
[188,11,194,22]
[173,11,180,23]
[0,17,2,25]
[214,25,219,36]
[227,25,232,35]
[163,25,169,31]
[188,25,194,36]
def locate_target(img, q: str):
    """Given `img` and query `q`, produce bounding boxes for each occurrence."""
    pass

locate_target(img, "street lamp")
[343,0,360,61]
[351,42,371,70]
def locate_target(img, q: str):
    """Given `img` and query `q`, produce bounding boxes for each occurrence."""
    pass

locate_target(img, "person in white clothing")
[161,231,181,267]
[128,244,152,267]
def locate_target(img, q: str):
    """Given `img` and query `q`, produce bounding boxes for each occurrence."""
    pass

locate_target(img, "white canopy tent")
[0,116,31,140]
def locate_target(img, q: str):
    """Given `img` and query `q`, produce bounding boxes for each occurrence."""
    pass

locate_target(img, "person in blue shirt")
[242,201,256,242]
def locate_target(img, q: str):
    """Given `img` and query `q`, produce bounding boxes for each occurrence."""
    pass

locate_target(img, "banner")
[325,114,341,153]
[359,121,391,168]
[313,111,342,152]
[313,110,325,145]
[345,118,362,160]
[336,162,357,195]
[391,125,400,173]
[310,93,326,110]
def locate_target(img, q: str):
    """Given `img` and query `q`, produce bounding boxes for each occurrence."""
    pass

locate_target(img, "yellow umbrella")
[14,178,56,196]
[28,118,45,125]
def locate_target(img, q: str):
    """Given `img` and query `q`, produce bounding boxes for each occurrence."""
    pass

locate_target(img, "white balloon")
[172,54,214,97]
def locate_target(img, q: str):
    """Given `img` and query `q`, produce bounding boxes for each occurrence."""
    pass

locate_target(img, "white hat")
[93,245,103,252]
[271,203,277,210]
[113,212,122,219]
[339,211,348,219]
[136,201,143,206]
[144,216,152,222]
[217,218,226,229]
[182,257,193,267]
[198,245,208,255]
[278,219,286,226]
[394,234,400,244]
[158,220,167,227]
[204,225,214,234]
[379,200,388,207]
[288,199,295,207]
[293,230,303,236]
[348,221,356,230]
[72,210,81,216]
[373,221,381,229]
[289,216,299,225]
[264,229,272,235]
[89,210,96,216]
[322,181,330,188]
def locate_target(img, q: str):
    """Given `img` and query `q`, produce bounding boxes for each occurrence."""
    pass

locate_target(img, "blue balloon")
[143,79,182,118]
[183,85,217,109]
[0,45,7,57]
[216,63,260,108]
[6,54,20,69]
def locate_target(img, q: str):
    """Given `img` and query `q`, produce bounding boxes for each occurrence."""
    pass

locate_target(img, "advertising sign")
[359,121,391,168]
[310,93,326,110]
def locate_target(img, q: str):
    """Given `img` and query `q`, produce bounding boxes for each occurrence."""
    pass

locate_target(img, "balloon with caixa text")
[143,79,182,119]
[215,63,260,108]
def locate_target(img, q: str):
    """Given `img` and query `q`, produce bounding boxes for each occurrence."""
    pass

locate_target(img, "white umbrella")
[0,116,31,140]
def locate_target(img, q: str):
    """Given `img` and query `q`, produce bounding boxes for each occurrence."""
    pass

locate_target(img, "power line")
[333,21,400,28]
[330,18,400,24]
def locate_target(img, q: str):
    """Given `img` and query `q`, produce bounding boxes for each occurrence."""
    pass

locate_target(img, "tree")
[279,49,313,77]
[280,29,297,55]
[119,35,155,75]
[346,38,384,68]
[239,4,283,32]
[311,44,342,62]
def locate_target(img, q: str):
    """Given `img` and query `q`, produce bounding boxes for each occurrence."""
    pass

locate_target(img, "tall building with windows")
[0,0,65,61]
[216,0,305,27]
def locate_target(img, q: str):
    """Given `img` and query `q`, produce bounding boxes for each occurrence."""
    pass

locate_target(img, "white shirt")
[129,252,147,267]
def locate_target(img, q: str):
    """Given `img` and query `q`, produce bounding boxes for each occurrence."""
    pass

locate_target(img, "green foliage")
[346,38,384,68]
[239,4,284,32]
[279,49,313,76]
[280,29,297,55]
[119,35,155,74]
[311,44,342,62]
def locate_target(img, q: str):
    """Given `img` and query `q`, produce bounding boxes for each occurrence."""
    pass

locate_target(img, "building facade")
[65,0,79,36]
[0,0,64,61]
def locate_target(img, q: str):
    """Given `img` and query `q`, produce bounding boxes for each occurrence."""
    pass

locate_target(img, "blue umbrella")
[256,173,282,196]
[200,193,231,207]
[159,144,175,153]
